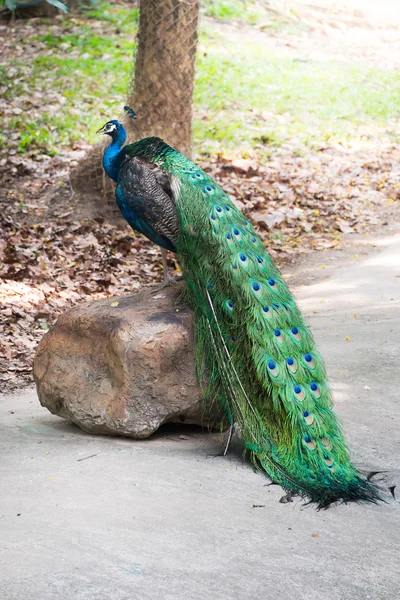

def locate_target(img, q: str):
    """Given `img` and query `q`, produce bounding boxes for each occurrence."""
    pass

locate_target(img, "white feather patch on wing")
[171,176,181,202]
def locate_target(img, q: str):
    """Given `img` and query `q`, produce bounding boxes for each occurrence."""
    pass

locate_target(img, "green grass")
[194,31,400,155]
[1,4,137,156]
[202,0,265,25]
[1,2,399,159]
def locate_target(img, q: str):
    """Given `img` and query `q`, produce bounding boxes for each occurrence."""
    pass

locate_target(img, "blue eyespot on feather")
[251,236,258,244]
[304,353,316,368]
[263,306,272,318]
[225,300,234,312]
[215,205,222,213]
[274,328,284,343]
[302,410,314,425]
[303,435,316,450]
[204,185,215,194]
[226,233,232,242]
[268,278,277,290]
[189,225,199,236]
[210,213,216,220]
[290,327,301,341]
[310,382,321,398]
[224,205,231,212]
[238,252,248,267]
[286,356,297,373]
[267,360,279,378]
[257,256,264,264]
[294,385,305,401]
[251,281,262,296]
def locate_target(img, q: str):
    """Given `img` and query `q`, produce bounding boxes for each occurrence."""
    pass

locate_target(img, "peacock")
[98,109,381,508]
[97,108,178,288]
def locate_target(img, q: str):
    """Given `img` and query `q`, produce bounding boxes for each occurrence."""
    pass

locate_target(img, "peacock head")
[96,119,127,144]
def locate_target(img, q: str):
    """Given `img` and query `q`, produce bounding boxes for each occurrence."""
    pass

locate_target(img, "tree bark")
[127,0,199,158]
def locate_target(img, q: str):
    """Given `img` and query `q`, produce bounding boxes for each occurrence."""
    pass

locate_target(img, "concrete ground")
[1,228,399,600]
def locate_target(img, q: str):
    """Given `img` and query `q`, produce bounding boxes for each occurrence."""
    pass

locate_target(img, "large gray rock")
[33,284,224,438]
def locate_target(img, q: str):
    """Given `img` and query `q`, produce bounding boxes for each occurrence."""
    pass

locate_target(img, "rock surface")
[33,284,224,438]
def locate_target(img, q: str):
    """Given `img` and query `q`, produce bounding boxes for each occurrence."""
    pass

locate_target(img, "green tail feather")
[125,138,382,508]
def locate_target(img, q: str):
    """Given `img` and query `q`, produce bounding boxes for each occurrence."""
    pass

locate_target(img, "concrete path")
[1,229,399,600]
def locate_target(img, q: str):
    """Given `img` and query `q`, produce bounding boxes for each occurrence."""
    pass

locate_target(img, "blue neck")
[102,127,127,182]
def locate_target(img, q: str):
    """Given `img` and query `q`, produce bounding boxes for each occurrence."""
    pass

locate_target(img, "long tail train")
[122,136,382,508]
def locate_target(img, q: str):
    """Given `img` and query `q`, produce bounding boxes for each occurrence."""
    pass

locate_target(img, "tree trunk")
[127,0,199,158]
[72,0,199,202]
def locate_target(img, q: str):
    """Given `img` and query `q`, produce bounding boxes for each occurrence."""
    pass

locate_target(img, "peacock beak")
[96,124,107,134]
